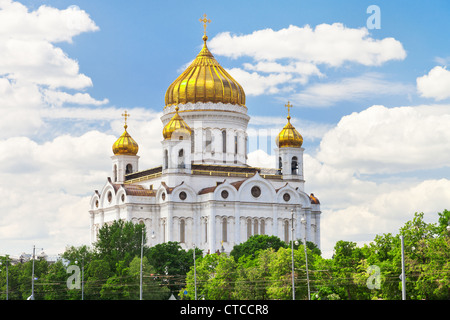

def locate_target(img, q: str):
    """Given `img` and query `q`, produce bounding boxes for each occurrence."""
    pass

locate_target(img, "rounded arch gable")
[276,184,301,205]
[237,174,276,202]
[172,184,197,202]
[213,181,238,201]
[100,183,116,208]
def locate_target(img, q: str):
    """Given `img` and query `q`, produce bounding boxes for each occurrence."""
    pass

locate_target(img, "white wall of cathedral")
[161,104,250,166]
[89,173,321,251]
[111,154,139,184]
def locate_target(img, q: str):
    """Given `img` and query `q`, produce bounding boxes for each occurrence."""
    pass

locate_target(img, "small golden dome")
[309,193,320,204]
[165,35,246,108]
[112,111,139,156]
[163,107,192,140]
[112,125,139,155]
[276,116,303,148]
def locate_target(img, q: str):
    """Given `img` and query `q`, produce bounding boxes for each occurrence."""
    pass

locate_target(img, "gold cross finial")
[122,110,130,128]
[285,101,293,119]
[199,14,211,37]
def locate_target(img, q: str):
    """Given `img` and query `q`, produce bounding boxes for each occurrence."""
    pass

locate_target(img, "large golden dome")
[165,35,246,108]
[162,106,192,140]
[112,111,139,156]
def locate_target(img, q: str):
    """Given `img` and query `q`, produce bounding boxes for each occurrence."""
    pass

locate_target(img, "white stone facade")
[90,101,321,254]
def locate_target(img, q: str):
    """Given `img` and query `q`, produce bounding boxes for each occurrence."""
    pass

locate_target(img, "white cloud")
[292,73,413,107]
[210,23,406,66]
[417,66,450,100]
[43,90,109,107]
[0,109,163,256]
[209,23,406,98]
[316,104,450,174]
[0,1,104,138]
[227,67,293,95]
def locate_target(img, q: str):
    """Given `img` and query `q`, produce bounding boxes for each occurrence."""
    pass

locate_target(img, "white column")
[208,204,216,253]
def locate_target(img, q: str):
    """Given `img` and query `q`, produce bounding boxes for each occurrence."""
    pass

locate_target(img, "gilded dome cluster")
[164,35,245,108]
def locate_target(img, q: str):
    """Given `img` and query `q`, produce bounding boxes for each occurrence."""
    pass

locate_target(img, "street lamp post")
[140,229,144,301]
[31,245,43,300]
[301,214,311,300]
[193,243,197,300]
[291,209,295,300]
[75,258,85,300]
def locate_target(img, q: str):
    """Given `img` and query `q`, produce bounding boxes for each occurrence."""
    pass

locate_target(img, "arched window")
[180,219,185,243]
[178,149,185,168]
[278,157,282,175]
[253,219,259,235]
[291,156,299,175]
[222,130,227,153]
[284,220,289,243]
[205,129,212,152]
[164,149,168,169]
[126,164,133,174]
[222,217,227,242]
[260,219,265,235]
[113,164,117,182]
[234,134,238,154]
[247,218,252,239]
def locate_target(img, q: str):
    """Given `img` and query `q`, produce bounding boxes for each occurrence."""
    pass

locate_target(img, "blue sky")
[1,0,450,258]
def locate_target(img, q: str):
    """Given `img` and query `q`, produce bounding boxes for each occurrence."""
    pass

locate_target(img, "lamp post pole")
[291,209,295,300]
[301,214,311,300]
[31,245,43,300]
[401,235,406,300]
[193,243,197,300]
[140,229,144,301]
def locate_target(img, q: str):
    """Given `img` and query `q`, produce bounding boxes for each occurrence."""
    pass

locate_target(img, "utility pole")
[140,229,144,300]
[401,235,406,300]
[291,209,295,300]
[301,214,311,300]
[193,244,197,300]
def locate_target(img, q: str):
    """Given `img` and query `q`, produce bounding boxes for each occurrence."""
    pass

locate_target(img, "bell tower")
[275,102,304,183]
[111,111,139,184]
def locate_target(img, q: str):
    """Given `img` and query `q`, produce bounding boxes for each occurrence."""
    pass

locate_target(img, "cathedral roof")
[162,106,192,140]
[164,33,245,108]
[276,102,303,148]
[112,111,139,156]
[309,193,320,204]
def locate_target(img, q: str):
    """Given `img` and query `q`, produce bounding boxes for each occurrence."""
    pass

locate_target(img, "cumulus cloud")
[0,109,163,255]
[209,23,406,96]
[416,66,450,100]
[316,104,450,174]
[210,23,406,66]
[0,0,105,137]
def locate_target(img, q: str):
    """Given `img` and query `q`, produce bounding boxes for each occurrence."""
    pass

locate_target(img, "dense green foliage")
[1,210,449,300]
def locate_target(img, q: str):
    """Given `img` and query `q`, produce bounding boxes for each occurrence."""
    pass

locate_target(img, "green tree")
[94,220,146,274]
[230,235,287,262]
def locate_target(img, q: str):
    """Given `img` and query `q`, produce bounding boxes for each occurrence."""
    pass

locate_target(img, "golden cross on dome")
[199,14,211,36]
[285,101,293,118]
[121,110,130,127]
